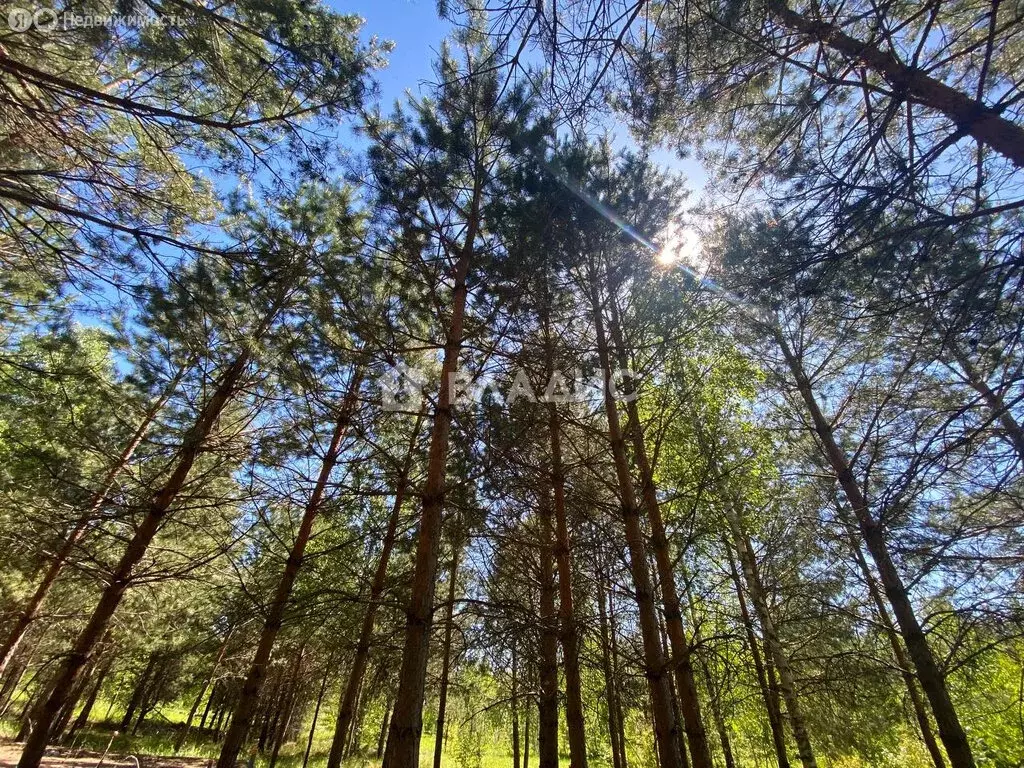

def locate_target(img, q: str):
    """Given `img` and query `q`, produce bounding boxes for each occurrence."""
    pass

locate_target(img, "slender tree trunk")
[269,650,305,768]
[213,695,229,740]
[67,656,112,739]
[725,547,789,768]
[523,683,531,768]
[511,645,521,768]
[346,672,364,757]
[326,409,424,768]
[596,567,624,768]
[383,178,482,768]
[377,696,393,760]
[200,681,220,732]
[607,587,629,768]
[536,501,560,768]
[0,373,181,676]
[720,502,817,768]
[766,0,1024,168]
[52,669,93,741]
[842,524,946,768]
[121,652,159,730]
[259,671,285,753]
[657,613,689,768]
[1,658,28,713]
[133,657,171,734]
[176,625,234,752]
[433,544,463,768]
[302,656,333,768]
[539,290,588,768]
[17,348,255,768]
[604,266,712,768]
[587,255,683,768]
[216,370,363,768]
[773,326,974,768]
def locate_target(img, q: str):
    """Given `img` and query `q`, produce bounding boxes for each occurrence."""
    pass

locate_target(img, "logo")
[7,7,33,31]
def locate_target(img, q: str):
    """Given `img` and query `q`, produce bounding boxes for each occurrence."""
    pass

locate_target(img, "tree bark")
[540,287,588,768]
[511,644,521,768]
[596,566,625,768]
[17,347,255,768]
[325,409,424,768]
[767,0,1024,168]
[67,655,112,739]
[773,326,974,768]
[382,174,481,768]
[536,499,561,768]
[523,689,531,768]
[604,273,712,768]
[842,524,946,768]
[216,369,363,768]
[720,505,818,768]
[376,696,392,760]
[588,254,683,768]
[725,547,789,768]
[432,544,462,768]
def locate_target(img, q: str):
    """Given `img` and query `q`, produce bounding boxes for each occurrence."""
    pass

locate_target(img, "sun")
[656,225,704,272]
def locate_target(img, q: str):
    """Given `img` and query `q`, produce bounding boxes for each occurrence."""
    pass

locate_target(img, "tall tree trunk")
[766,0,1024,168]
[216,370,363,768]
[657,613,689,768]
[433,544,463,768]
[540,285,588,768]
[325,409,424,768]
[302,656,333,768]
[259,670,285,753]
[523,680,531,768]
[377,696,393,760]
[724,547,789,768]
[52,668,93,741]
[1,655,32,717]
[133,657,172,734]
[604,278,712,768]
[511,645,521,768]
[608,587,629,768]
[176,626,234,752]
[773,326,974,768]
[269,650,305,768]
[345,672,364,757]
[0,373,180,676]
[17,348,255,768]
[67,655,112,739]
[841,523,946,768]
[719,503,818,768]
[587,255,683,768]
[200,681,220,732]
[596,565,625,768]
[536,500,560,768]
[383,177,481,768]
[121,652,159,730]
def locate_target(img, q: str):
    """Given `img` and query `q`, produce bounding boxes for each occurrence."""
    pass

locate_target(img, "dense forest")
[0,2,1022,768]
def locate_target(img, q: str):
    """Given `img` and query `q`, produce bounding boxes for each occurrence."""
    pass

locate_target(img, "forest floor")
[0,743,213,768]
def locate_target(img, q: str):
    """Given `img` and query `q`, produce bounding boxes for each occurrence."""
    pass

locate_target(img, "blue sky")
[333,0,453,105]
